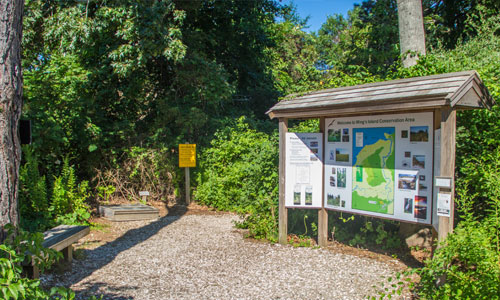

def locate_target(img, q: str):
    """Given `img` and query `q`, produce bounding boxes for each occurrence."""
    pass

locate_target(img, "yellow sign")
[179,144,196,168]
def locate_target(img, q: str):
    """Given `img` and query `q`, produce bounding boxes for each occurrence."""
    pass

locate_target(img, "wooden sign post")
[179,144,196,205]
[278,119,288,244]
[139,191,150,203]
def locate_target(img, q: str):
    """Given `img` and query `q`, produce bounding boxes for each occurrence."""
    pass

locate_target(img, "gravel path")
[42,213,403,299]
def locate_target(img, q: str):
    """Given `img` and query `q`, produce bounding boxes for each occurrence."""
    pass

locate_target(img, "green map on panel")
[352,128,395,214]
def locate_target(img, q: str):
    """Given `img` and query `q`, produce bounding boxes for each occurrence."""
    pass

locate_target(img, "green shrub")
[236,195,278,242]
[20,149,92,230]
[416,220,500,299]
[374,165,500,300]
[195,116,279,239]
[19,146,51,232]
[382,150,500,300]
[49,157,91,226]
[0,225,100,300]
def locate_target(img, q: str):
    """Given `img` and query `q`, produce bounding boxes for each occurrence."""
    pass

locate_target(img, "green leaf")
[88,144,98,153]
[7,284,18,299]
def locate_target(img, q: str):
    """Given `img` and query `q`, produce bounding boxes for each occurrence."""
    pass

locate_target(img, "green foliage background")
[195,117,279,241]
[13,0,500,298]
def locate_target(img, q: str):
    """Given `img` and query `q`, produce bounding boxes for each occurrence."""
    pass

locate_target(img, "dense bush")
[329,213,402,249]
[19,148,49,232]
[412,159,500,299]
[50,158,91,226]
[19,147,91,232]
[375,27,500,298]
[0,225,100,299]
[416,220,500,299]
[93,147,178,204]
[195,117,279,240]
[380,145,500,299]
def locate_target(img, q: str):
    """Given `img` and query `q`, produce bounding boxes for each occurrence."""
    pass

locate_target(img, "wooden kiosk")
[266,71,494,246]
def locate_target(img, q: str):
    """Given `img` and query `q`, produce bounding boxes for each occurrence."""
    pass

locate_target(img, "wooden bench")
[25,225,90,278]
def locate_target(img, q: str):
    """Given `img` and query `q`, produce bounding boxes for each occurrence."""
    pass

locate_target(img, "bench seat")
[26,225,89,278]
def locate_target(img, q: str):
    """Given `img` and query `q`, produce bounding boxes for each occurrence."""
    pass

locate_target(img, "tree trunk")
[0,0,24,241]
[397,0,426,67]
[397,0,430,247]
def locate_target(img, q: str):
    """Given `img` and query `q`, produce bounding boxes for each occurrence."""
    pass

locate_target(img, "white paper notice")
[356,132,363,147]
[437,193,451,217]
[296,165,310,184]
[285,133,323,208]
[435,177,452,188]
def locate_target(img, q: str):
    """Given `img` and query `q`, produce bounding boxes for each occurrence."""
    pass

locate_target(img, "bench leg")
[62,245,73,262]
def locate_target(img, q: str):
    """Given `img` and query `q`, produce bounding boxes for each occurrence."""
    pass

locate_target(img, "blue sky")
[282,0,361,32]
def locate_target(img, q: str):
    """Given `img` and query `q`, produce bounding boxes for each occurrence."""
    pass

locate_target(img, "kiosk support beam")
[279,118,288,245]
[318,117,328,246]
[437,108,456,243]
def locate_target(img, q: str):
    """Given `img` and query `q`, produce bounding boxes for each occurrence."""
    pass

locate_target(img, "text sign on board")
[324,112,434,224]
[285,133,323,208]
[179,144,196,168]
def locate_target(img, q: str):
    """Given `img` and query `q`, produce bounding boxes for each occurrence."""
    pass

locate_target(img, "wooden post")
[179,143,196,205]
[318,117,328,246]
[31,264,40,279]
[185,167,190,205]
[279,118,288,244]
[430,227,438,256]
[62,245,73,262]
[437,108,456,243]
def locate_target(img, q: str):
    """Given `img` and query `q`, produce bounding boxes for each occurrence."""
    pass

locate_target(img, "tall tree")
[423,0,500,49]
[316,0,400,75]
[397,0,426,67]
[397,0,428,244]
[0,0,24,239]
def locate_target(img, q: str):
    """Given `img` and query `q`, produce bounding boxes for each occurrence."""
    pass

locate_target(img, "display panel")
[285,133,323,208]
[324,112,434,224]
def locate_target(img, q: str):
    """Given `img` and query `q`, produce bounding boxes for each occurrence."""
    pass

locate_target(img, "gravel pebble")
[42,214,402,299]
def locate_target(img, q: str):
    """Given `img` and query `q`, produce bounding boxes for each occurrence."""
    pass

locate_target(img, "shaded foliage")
[423,0,500,49]
[19,147,91,232]
[0,225,100,299]
[21,0,287,210]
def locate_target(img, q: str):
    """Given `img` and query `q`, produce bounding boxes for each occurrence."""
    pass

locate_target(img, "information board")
[285,133,323,208]
[179,144,196,168]
[324,112,434,224]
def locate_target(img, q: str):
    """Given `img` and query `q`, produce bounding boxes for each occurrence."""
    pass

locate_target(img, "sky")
[282,0,361,32]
